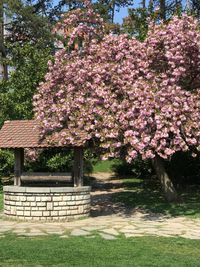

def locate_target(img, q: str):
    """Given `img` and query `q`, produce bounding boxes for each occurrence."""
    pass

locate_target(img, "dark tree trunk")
[141,0,146,8]
[160,0,166,20]
[152,155,177,202]
[186,0,191,11]
[0,1,8,81]
[111,0,115,23]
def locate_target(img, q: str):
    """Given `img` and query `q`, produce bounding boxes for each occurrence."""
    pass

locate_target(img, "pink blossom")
[33,4,200,161]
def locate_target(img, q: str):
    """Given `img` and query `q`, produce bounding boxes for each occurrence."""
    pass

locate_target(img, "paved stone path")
[1,212,200,240]
[0,173,200,240]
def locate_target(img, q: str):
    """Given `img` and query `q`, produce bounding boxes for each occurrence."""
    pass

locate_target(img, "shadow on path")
[90,175,200,219]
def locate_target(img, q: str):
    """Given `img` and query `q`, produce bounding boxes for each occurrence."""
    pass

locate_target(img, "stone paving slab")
[99,233,117,240]
[0,213,200,240]
[100,228,120,236]
[71,229,90,236]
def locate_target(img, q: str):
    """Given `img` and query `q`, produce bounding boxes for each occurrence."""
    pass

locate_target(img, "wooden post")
[73,147,83,187]
[14,148,24,186]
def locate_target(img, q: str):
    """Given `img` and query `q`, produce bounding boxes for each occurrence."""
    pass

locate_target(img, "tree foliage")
[34,2,200,164]
[0,150,14,177]
[122,7,150,40]
[0,43,51,125]
[0,0,54,124]
[122,0,193,41]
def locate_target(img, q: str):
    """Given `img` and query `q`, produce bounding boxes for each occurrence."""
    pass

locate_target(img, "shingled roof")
[0,120,52,148]
[0,120,88,148]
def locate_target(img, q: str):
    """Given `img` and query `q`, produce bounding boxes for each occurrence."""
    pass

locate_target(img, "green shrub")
[0,149,14,184]
[112,157,153,178]
[25,148,95,174]
[25,148,74,172]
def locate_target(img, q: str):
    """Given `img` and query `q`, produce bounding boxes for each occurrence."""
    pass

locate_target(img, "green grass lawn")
[0,235,200,267]
[92,160,116,173]
[112,178,200,218]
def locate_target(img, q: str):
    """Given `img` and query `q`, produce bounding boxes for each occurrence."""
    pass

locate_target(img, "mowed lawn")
[92,159,116,173]
[0,235,200,267]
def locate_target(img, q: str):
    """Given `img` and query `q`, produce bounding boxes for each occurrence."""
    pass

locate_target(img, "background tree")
[52,0,134,22]
[189,0,200,19]
[0,0,54,124]
[122,6,151,40]
[102,0,134,23]
[0,1,8,81]
[122,0,188,42]
[0,43,51,125]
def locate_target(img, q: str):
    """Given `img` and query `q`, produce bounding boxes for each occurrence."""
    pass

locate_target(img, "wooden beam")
[73,147,83,187]
[14,148,24,186]
[21,172,72,183]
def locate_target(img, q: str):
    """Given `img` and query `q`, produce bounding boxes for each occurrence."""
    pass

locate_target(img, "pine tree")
[97,0,133,23]
[191,0,200,18]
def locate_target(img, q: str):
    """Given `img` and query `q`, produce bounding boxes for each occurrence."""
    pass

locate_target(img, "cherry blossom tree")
[34,1,200,201]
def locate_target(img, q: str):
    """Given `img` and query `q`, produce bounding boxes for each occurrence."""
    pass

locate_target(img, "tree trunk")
[111,0,115,23]
[152,155,177,202]
[148,0,153,12]
[186,0,191,11]
[0,0,8,81]
[141,0,146,8]
[160,0,166,20]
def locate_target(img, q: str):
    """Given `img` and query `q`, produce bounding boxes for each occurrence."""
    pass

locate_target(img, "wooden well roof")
[0,120,87,149]
[0,120,52,148]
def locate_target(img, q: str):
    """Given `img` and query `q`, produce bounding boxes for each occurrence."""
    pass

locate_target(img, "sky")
[114,6,131,24]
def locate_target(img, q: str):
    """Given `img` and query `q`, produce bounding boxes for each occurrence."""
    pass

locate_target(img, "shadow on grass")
[112,179,200,218]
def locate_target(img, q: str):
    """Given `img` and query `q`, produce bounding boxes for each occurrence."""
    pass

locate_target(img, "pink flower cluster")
[24,148,42,162]
[53,0,104,48]
[33,2,200,162]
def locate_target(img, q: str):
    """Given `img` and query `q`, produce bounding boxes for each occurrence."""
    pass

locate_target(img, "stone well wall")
[3,186,91,221]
